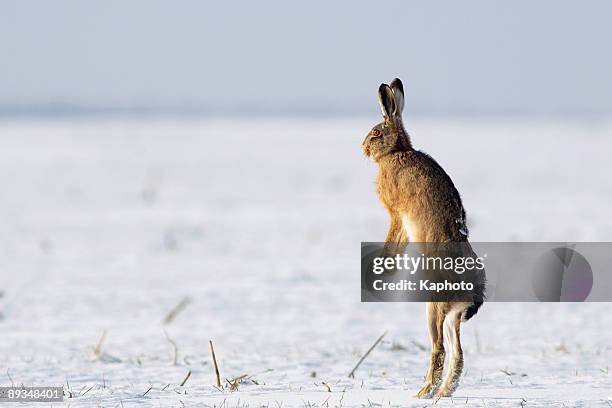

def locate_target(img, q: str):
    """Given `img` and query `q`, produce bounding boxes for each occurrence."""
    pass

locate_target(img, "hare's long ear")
[390,78,405,115]
[378,84,396,120]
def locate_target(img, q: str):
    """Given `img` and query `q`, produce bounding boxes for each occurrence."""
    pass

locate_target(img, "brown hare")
[362,78,485,398]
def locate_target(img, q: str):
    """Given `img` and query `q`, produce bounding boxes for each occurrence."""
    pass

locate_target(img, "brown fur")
[362,79,484,398]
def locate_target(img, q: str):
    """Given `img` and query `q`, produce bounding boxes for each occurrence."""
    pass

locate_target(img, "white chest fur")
[401,214,419,242]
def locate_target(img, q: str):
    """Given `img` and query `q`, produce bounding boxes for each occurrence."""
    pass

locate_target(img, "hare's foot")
[433,387,455,398]
[416,349,445,399]
[434,361,461,398]
[415,383,436,399]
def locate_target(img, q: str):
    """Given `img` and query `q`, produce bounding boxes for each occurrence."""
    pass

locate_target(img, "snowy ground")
[0,117,611,407]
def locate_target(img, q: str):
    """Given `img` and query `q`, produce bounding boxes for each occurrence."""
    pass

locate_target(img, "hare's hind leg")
[435,311,464,397]
[416,302,446,398]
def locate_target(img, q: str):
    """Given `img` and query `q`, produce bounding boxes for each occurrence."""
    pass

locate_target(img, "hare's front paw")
[415,383,435,399]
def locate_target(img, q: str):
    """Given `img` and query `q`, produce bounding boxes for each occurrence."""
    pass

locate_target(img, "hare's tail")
[461,300,482,321]
[462,280,485,322]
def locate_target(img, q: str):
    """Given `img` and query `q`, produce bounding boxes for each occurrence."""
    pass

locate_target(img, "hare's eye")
[372,129,381,137]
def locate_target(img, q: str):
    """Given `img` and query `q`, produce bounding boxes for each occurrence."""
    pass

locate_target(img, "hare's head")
[362,78,410,161]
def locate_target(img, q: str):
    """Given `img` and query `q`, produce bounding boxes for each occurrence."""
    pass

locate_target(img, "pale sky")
[1,0,611,115]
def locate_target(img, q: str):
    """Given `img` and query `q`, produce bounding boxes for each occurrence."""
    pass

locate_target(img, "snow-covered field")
[0,117,611,407]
